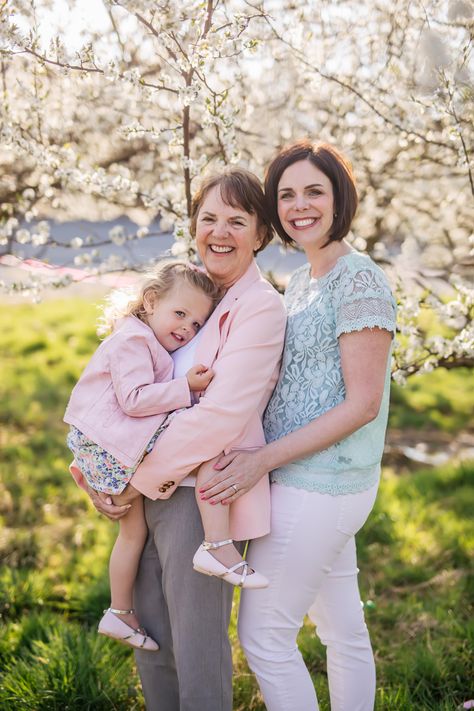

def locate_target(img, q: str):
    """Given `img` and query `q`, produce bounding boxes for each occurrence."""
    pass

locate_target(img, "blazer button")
[165,480,175,488]
[158,486,167,493]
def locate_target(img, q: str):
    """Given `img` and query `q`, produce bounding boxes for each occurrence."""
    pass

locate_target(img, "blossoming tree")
[1,0,473,377]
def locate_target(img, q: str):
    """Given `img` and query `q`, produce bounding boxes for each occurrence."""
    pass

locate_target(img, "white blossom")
[31,231,48,245]
[15,229,31,244]
[109,225,127,245]
[171,240,190,257]
[392,370,407,385]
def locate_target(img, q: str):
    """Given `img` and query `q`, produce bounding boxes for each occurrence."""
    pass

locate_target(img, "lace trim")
[337,295,395,318]
[270,467,380,496]
[336,315,396,338]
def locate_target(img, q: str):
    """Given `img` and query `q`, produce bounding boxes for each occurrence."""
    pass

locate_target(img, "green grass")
[0,298,473,710]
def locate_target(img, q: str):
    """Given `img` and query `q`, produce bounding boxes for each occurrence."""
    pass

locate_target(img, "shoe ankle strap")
[202,539,233,551]
[107,607,135,615]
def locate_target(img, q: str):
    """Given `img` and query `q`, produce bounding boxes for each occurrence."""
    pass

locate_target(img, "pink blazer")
[70,261,287,541]
[133,261,286,540]
[64,316,191,467]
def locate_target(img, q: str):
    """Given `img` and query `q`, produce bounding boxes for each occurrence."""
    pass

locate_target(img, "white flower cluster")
[392,269,474,376]
[181,154,208,179]
[73,250,99,266]
[0,218,20,246]
[179,84,201,108]
[97,253,128,272]
[171,219,194,257]
[109,225,127,246]
[1,0,472,379]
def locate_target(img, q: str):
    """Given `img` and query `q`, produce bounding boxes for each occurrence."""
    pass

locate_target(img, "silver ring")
[231,483,238,494]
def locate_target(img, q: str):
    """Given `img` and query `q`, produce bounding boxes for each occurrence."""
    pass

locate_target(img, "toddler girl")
[64,261,220,651]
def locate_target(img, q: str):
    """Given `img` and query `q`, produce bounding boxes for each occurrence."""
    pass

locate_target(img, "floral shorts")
[67,415,174,495]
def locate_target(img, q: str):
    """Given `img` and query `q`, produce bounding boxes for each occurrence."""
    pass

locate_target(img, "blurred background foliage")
[0,298,472,709]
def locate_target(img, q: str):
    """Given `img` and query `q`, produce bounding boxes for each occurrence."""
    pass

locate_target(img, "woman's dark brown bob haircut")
[190,168,273,254]
[264,140,358,248]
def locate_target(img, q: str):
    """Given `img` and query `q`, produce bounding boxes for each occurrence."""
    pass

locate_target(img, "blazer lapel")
[194,260,262,366]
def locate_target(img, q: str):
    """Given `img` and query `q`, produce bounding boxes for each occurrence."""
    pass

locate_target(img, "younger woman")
[65,261,219,651]
[201,142,397,711]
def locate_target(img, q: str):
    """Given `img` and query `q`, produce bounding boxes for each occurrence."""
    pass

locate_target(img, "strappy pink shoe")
[193,539,269,589]
[98,608,159,651]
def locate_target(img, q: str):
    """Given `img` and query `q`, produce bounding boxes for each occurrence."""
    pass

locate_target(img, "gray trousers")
[134,488,236,711]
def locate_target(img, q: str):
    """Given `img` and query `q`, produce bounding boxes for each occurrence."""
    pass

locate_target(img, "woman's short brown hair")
[190,168,273,254]
[264,140,358,247]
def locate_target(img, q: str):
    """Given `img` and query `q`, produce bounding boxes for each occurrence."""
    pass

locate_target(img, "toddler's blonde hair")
[98,261,221,336]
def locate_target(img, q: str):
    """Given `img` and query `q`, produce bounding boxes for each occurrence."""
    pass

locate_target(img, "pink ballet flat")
[193,539,269,589]
[98,608,159,651]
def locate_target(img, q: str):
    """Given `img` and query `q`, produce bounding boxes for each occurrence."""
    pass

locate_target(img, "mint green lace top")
[264,251,397,495]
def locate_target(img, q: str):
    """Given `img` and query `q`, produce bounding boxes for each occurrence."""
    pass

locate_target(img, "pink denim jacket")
[64,315,191,467]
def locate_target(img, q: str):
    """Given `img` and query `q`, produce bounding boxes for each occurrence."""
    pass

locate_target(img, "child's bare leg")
[196,458,245,570]
[108,494,147,630]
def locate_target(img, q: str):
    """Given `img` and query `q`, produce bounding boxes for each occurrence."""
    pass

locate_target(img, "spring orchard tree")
[0,0,473,377]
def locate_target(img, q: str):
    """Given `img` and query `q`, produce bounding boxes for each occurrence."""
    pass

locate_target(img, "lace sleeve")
[334,265,397,337]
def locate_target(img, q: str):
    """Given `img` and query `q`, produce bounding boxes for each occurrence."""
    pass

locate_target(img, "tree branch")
[11,47,179,93]
[265,15,460,155]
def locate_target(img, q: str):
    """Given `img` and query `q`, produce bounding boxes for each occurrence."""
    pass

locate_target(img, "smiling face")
[195,185,263,289]
[143,281,213,352]
[277,159,335,252]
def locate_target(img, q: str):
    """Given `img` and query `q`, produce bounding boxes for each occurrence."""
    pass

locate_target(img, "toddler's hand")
[186,364,214,391]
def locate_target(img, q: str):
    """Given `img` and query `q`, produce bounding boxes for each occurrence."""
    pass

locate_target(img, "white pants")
[238,482,379,711]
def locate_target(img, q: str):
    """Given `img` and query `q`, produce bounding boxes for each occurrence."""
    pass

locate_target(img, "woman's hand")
[113,482,141,506]
[86,484,136,521]
[198,449,267,505]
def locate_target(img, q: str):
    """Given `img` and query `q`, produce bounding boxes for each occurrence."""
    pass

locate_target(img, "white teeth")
[293,218,316,227]
[210,245,233,253]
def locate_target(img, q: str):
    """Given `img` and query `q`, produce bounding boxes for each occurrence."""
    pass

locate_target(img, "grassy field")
[0,298,473,710]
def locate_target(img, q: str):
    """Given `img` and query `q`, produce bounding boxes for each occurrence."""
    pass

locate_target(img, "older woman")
[201,142,397,711]
[83,168,287,711]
